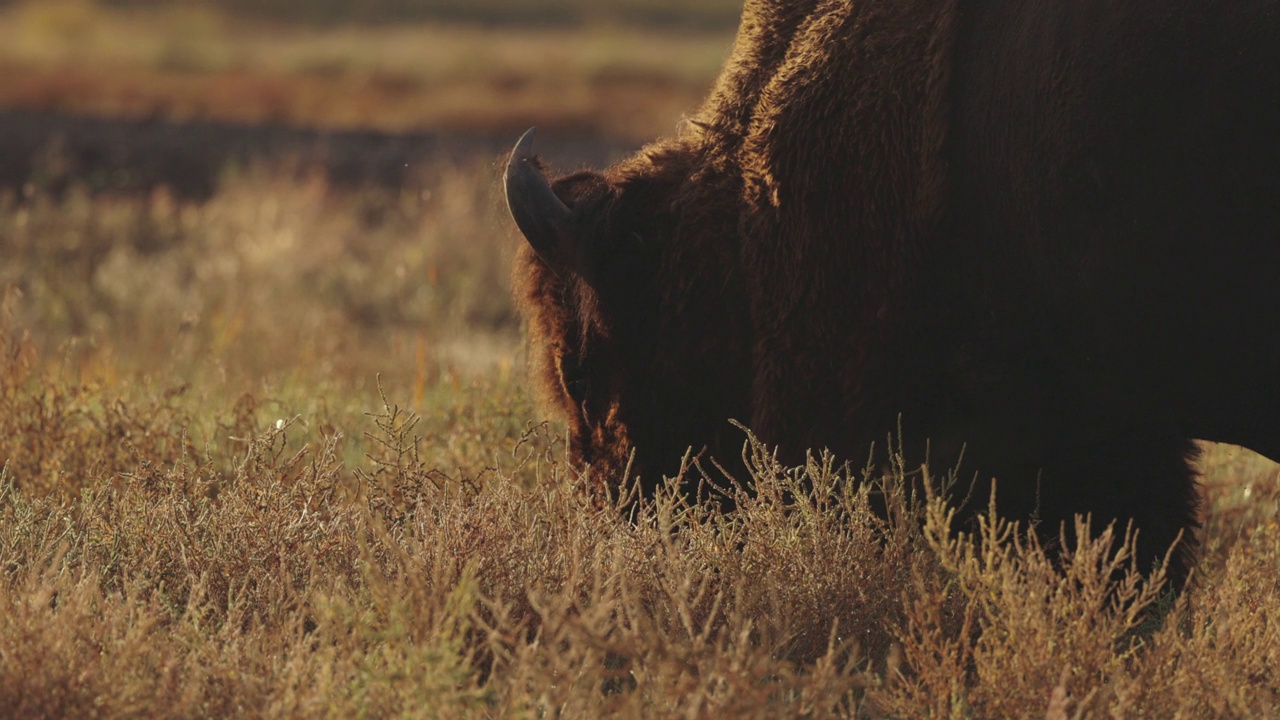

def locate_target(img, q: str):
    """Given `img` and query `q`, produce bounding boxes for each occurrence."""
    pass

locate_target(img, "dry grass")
[163,0,747,28]
[0,2,733,141]
[1,3,1277,714]
[1,152,1278,717]
[0,155,534,491]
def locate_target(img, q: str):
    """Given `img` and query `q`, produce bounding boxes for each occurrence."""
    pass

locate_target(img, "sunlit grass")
[1,151,1277,716]
[0,2,734,139]
[0,4,1278,707]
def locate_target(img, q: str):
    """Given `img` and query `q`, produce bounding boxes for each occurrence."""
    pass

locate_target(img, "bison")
[504,0,1280,586]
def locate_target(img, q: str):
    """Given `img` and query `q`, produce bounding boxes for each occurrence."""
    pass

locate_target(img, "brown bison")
[504,0,1280,585]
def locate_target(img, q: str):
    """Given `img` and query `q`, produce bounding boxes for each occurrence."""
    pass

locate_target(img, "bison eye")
[558,353,591,404]
[566,376,591,403]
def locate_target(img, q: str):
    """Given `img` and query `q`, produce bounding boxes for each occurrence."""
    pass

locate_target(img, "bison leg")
[984,435,1201,591]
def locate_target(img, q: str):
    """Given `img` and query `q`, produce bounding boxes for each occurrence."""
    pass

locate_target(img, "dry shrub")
[0,286,198,496]
[1103,507,1280,716]
[2,362,1279,717]
[881,499,1173,718]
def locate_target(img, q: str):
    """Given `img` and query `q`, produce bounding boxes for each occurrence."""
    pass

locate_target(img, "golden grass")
[188,0,747,28]
[1,155,1278,717]
[1,7,1277,711]
[0,2,733,140]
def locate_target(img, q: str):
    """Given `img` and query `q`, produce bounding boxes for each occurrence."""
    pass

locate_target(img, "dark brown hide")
[509,0,1280,586]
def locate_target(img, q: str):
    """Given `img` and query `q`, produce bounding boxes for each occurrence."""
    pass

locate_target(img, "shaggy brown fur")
[510,0,1280,586]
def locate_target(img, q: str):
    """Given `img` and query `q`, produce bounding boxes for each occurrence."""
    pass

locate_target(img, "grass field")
[4,153,1278,720]
[96,0,748,29]
[0,2,734,141]
[2,2,1279,718]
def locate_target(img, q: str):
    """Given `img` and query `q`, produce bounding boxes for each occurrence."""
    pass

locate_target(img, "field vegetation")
[1,1,1279,717]
[100,0,748,29]
[0,0,734,141]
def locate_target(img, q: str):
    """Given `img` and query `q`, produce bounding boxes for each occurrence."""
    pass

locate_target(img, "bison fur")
[506,0,1280,588]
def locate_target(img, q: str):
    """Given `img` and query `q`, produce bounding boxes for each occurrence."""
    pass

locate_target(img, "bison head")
[505,128,750,504]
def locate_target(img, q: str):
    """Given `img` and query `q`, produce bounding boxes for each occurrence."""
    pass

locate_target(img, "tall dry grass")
[0,157,534,496]
[2,335,1277,716]
[1,156,1278,716]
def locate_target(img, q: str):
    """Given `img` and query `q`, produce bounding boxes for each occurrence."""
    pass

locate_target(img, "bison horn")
[504,127,571,268]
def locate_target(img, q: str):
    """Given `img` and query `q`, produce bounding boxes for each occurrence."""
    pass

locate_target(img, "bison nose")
[504,127,572,269]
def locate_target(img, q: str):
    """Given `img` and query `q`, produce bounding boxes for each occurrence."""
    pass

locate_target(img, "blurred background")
[0,0,738,467]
